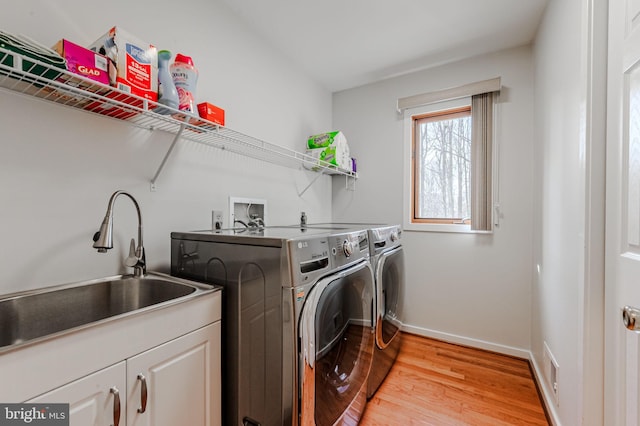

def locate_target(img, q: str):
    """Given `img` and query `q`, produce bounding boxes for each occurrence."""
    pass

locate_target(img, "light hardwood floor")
[360,333,549,425]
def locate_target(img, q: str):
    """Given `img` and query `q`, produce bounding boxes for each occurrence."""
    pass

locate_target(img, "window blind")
[470,91,496,231]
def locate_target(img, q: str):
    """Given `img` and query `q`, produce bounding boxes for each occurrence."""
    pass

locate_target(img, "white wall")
[532,0,606,424]
[0,0,334,294]
[332,46,535,355]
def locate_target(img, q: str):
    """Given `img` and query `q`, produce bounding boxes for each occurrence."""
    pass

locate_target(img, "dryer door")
[375,246,405,349]
[299,260,374,426]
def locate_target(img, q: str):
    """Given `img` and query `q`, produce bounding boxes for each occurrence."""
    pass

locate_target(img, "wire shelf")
[0,46,358,183]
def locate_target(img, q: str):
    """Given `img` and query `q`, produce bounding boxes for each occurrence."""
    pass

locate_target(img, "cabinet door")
[28,361,126,426]
[126,322,221,426]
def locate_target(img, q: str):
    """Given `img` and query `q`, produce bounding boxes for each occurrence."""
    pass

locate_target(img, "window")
[413,106,472,224]
[400,80,499,233]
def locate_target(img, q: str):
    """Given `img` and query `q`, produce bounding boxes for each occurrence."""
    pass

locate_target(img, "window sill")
[403,222,493,234]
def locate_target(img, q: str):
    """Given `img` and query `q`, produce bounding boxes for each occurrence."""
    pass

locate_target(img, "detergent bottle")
[170,53,198,114]
[156,50,179,112]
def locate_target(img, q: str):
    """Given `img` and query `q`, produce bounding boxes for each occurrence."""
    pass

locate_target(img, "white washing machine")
[171,226,375,426]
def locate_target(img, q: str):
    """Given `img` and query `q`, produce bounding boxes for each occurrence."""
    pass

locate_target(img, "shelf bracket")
[150,123,186,191]
[345,174,356,191]
[298,169,327,197]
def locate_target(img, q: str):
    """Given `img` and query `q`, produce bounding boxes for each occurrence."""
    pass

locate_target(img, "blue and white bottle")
[156,50,179,113]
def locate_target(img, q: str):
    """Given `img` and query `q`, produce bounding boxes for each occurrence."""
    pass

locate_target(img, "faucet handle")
[124,238,139,267]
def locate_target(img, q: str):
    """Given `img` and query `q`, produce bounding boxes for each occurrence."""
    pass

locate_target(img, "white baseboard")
[401,324,530,358]
[528,353,562,426]
[401,323,563,425]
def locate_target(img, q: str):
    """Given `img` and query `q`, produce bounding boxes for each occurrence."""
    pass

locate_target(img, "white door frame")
[581,0,608,425]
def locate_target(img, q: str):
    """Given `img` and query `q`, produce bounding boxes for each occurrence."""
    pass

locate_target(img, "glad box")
[53,39,109,85]
[88,27,157,101]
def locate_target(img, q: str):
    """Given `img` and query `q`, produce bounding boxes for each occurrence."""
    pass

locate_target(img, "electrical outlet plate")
[229,197,267,228]
[212,210,224,230]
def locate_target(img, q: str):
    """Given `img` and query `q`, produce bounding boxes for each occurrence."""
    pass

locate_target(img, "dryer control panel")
[369,224,402,256]
[329,229,369,269]
[287,229,369,286]
[288,236,330,285]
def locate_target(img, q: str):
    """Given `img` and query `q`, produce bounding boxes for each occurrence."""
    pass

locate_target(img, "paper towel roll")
[304,145,351,171]
[305,131,351,171]
[307,131,348,149]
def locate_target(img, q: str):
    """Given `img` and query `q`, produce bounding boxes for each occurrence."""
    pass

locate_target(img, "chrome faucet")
[92,190,146,277]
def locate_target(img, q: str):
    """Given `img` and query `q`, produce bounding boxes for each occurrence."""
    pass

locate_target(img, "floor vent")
[543,341,560,406]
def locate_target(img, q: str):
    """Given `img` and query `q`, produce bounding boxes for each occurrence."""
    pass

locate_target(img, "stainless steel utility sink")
[0,272,215,352]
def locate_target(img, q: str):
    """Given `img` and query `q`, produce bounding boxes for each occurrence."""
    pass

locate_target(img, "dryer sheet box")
[197,102,225,126]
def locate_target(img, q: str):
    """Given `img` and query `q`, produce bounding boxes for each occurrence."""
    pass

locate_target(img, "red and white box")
[88,26,157,101]
[197,102,225,126]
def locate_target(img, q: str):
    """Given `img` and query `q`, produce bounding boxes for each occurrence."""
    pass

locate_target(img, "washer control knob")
[390,231,399,242]
[342,239,354,257]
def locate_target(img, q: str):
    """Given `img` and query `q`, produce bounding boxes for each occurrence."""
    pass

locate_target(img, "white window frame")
[400,78,501,234]
[403,97,474,233]
[402,100,502,234]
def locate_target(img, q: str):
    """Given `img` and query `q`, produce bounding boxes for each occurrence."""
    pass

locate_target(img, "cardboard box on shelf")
[53,39,109,85]
[40,39,110,108]
[197,102,225,126]
[87,26,157,101]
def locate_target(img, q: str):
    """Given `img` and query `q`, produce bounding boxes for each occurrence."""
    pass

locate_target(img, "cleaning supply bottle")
[170,53,198,114]
[156,50,179,113]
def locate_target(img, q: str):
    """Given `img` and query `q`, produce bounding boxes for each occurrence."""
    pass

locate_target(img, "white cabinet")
[27,323,221,426]
[127,323,221,426]
[29,362,126,426]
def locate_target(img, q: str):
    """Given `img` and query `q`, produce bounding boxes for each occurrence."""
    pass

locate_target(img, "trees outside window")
[413,106,471,223]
